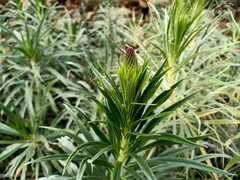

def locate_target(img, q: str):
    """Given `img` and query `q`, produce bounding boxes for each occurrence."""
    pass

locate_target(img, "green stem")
[167,58,177,134]
[117,135,129,165]
[112,134,129,180]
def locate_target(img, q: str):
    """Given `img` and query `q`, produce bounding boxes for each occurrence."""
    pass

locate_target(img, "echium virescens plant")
[60,45,232,180]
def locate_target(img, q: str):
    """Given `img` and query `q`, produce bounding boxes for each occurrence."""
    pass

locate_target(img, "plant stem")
[112,133,129,179]
[117,135,129,165]
[167,57,178,135]
[167,58,219,180]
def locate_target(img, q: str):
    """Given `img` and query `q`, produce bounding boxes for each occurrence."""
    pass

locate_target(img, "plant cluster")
[0,0,239,179]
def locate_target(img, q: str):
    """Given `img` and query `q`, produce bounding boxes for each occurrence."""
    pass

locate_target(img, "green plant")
[0,93,77,179]
[0,3,94,178]
[143,1,239,178]
[0,2,93,113]
[148,0,206,108]
[38,47,233,180]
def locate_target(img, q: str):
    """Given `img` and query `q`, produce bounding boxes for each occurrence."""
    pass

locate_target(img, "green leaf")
[68,105,110,144]
[140,63,167,102]
[134,63,149,98]
[142,85,176,117]
[104,74,123,102]
[25,82,34,117]
[0,143,25,161]
[162,93,196,113]
[39,176,75,180]
[98,87,123,126]
[88,145,113,163]
[63,141,108,175]
[139,81,184,133]
[138,133,200,146]
[0,103,24,130]
[90,97,121,145]
[193,154,231,162]
[136,133,199,153]
[31,154,113,168]
[131,153,157,180]
[137,112,172,123]
[159,146,196,157]
[64,104,94,141]
[90,97,121,129]
[124,166,145,180]
[225,155,240,171]
[31,154,69,162]
[76,158,88,180]
[90,123,110,144]
[0,122,20,136]
[146,157,234,176]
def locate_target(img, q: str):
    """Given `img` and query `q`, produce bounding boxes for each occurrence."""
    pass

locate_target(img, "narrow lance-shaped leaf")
[142,92,195,134]
[76,158,88,180]
[146,157,234,176]
[135,133,200,153]
[137,133,200,146]
[89,122,110,144]
[124,166,145,180]
[0,122,20,136]
[131,153,157,180]
[162,92,196,113]
[225,155,240,171]
[143,80,183,118]
[140,61,168,102]
[63,141,108,175]
[0,143,25,162]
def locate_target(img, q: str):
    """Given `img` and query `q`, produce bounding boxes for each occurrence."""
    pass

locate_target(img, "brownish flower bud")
[121,44,138,66]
